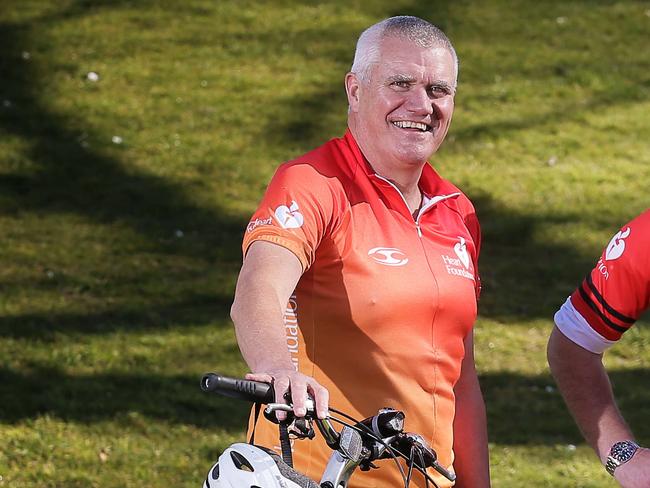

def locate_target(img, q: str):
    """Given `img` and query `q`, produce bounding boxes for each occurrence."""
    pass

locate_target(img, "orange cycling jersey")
[242,130,481,487]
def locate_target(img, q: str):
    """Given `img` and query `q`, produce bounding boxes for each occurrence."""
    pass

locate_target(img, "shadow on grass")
[0,366,249,431]
[1,364,648,447]
[0,15,243,255]
[0,5,246,337]
[482,368,650,446]
[0,294,232,340]
[470,192,598,321]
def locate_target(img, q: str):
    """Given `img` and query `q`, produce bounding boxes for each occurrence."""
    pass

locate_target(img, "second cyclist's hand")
[245,369,329,420]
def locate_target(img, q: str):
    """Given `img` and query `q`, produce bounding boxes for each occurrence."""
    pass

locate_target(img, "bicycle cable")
[328,414,439,488]
[417,449,430,488]
[405,446,416,487]
[327,414,406,480]
[327,408,440,488]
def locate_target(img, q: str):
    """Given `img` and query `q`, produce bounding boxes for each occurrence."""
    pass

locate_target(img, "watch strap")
[605,456,621,476]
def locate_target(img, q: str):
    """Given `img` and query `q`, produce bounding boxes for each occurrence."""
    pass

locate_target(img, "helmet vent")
[210,462,220,480]
[230,450,255,472]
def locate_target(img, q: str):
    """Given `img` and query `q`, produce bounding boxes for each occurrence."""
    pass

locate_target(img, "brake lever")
[429,458,456,483]
[263,398,316,420]
[398,433,456,482]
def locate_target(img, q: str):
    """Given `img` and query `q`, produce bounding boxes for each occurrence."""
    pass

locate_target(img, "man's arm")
[547,326,650,487]
[452,330,491,488]
[230,240,329,419]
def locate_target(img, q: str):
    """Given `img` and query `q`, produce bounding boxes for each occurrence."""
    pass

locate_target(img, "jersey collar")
[343,129,461,201]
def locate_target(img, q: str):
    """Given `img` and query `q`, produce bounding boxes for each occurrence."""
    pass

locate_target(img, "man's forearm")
[547,327,634,461]
[230,241,304,373]
[452,371,490,487]
[453,331,490,488]
[231,282,295,372]
[229,242,331,418]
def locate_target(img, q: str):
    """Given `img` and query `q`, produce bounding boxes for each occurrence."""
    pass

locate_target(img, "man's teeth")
[392,121,430,131]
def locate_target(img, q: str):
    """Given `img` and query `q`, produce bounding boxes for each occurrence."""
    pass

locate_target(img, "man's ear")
[345,72,361,112]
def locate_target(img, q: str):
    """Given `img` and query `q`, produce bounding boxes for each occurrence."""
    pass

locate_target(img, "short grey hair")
[350,16,459,87]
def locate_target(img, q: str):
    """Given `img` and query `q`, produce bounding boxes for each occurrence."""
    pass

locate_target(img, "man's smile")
[391,120,433,132]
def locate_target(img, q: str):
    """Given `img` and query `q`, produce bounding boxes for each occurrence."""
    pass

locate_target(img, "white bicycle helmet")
[203,443,318,488]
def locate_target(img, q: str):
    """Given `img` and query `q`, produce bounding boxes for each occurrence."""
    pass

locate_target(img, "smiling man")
[229,16,490,487]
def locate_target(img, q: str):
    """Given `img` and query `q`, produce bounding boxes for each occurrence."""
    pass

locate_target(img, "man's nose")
[405,87,434,115]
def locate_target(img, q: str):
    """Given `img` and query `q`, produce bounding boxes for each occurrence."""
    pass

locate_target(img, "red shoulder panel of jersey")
[570,209,650,341]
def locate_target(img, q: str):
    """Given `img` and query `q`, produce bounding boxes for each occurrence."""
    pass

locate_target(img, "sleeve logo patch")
[246,217,273,232]
[274,201,304,229]
[605,227,631,261]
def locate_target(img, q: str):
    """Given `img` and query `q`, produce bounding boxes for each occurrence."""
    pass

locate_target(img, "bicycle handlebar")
[200,373,274,403]
[201,373,456,485]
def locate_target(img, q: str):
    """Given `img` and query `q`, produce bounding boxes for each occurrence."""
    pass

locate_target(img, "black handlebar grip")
[200,373,275,404]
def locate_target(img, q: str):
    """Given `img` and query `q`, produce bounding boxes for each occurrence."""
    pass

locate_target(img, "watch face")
[611,441,639,463]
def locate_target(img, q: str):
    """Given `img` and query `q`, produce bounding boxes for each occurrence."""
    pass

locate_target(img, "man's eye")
[392,81,410,88]
[428,86,450,97]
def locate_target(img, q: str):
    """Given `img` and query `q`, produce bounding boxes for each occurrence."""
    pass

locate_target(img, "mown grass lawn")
[1,1,649,486]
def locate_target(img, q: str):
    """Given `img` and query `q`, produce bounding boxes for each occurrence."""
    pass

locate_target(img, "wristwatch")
[605,440,639,476]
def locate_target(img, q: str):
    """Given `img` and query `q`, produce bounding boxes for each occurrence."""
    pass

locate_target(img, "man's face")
[347,37,456,168]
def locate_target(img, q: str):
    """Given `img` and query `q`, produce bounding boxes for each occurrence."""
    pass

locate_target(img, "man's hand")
[615,447,650,488]
[245,370,329,421]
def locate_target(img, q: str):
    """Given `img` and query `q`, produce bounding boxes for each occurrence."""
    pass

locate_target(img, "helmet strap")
[248,402,263,445]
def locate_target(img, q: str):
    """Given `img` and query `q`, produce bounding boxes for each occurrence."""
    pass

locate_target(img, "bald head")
[350,16,458,88]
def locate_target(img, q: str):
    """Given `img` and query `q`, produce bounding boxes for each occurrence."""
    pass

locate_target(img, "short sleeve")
[242,162,338,271]
[555,210,650,351]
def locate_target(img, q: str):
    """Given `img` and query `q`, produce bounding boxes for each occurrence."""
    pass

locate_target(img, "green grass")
[1,0,649,486]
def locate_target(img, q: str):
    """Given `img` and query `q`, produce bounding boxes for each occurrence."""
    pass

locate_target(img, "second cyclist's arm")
[547,327,650,487]
[547,326,633,461]
[452,330,491,488]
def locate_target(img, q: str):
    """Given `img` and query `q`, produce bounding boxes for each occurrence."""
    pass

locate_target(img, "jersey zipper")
[374,174,456,420]
[415,192,461,235]
[373,174,460,237]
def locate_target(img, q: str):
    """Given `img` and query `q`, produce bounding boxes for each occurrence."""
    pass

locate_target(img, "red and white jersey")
[554,209,650,353]
[242,130,481,487]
